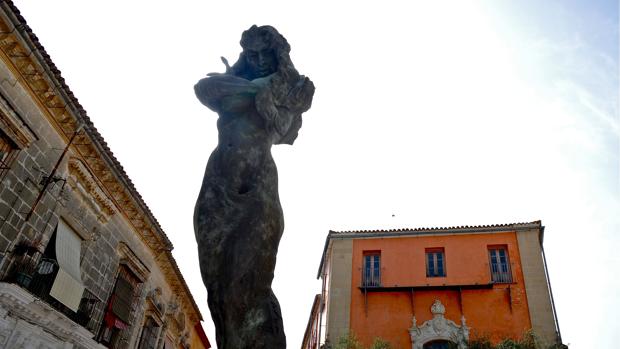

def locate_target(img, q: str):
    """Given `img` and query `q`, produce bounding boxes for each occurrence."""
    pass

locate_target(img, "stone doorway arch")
[423,339,453,349]
[409,300,469,349]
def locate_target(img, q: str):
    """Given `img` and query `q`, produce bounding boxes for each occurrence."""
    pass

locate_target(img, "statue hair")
[230,25,300,83]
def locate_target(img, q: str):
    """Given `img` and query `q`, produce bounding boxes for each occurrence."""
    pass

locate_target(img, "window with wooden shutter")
[111,277,133,323]
[99,265,143,348]
[137,316,160,349]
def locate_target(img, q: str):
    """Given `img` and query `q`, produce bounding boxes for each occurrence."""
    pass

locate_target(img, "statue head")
[231,25,295,81]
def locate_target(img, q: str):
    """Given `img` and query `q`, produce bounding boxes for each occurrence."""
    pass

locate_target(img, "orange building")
[305,221,561,349]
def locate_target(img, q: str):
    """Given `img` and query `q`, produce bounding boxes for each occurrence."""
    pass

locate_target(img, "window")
[362,252,381,287]
[426,248,445,277]
[489,246,512,283]
[0,128,18,178]
[99,265,143,348]
[49,219,85,312]
[137,316,160,349]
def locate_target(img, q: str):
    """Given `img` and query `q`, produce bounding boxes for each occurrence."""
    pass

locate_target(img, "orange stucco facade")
[312,222,560,349]
[350,232,531,348]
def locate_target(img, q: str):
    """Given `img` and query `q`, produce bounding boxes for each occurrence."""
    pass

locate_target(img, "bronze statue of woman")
[193,25,314,349]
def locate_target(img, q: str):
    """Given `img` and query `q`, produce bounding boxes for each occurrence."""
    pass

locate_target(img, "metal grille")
[362,254,381,287]
[7,256,103,333]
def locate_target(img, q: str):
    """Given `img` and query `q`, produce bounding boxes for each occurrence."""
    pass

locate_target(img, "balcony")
[2,253,104,335]
[361,269,381,288]
[0,282,106,349]
[490,271,513,284]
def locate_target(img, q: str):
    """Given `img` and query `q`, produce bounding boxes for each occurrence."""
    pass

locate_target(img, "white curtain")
[50,219,85,311]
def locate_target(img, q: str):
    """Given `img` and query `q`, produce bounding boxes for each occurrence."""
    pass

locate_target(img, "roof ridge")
[331,220,542,235]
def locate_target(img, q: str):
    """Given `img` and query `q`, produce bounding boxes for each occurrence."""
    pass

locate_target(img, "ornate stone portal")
[193,26,314,349]
[409,300,469,349]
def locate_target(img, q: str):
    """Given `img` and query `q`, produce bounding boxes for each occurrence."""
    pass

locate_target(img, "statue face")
[244,41,277,79]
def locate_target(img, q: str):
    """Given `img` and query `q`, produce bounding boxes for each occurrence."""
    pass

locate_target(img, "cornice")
[0,2,201,322]
[0,282,105,349]
[67,157,116,222]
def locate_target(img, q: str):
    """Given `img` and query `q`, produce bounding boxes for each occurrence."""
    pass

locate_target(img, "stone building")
[307,221,561,349]
[0,1,210,348]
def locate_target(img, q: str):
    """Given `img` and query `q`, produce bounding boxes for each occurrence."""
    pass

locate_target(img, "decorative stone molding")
[409,299,469,349]
[0,282,106,349]
[147,286,166,316]
[116,242,150,282]
[67,158,115,222]
[165,297,186,337]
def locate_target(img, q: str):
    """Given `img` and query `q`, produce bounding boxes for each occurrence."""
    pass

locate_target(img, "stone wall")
[325,238,353,345]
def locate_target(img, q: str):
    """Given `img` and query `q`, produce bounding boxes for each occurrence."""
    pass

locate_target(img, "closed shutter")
[111,277,134,323]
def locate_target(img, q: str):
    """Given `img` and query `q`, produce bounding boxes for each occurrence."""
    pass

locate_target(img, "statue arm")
[194,75,260,113]
[256,76,314,145]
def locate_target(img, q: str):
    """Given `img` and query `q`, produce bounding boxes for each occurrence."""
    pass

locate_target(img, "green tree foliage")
[333,333,363,349]
[332,333,392,349]
[468,331,567,349]
[369,337,393,349]
[330,331,565,349]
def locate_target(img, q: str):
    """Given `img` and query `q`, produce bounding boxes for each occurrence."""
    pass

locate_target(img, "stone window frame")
[137,313,164,349]
[97,242,150,348]
[0,92,36,180]
[425,247,446,278]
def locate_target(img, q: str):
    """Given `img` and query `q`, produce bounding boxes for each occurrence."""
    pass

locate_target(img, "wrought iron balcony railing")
[361,269,381,287]
[490,271,513,284]
[4,256,104,333]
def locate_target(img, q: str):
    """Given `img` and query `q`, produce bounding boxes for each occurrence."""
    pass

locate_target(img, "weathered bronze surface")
[194,25,314,349]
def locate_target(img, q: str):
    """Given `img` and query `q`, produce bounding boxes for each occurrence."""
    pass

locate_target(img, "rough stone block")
[2,225,17,242]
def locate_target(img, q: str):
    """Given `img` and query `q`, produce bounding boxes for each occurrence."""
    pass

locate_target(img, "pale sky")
[14,1,619,348]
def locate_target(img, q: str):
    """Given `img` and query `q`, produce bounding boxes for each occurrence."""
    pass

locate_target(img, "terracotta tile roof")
[329,220,542,236]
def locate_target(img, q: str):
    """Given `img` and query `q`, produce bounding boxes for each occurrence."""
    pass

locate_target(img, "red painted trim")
[194,322,211,348]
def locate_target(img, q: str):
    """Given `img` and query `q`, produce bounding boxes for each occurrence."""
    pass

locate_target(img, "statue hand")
[206,56,233,77]
[221,56,232,73]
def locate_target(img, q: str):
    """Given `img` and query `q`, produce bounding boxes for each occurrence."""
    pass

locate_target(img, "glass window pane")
[427,253,435,276]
